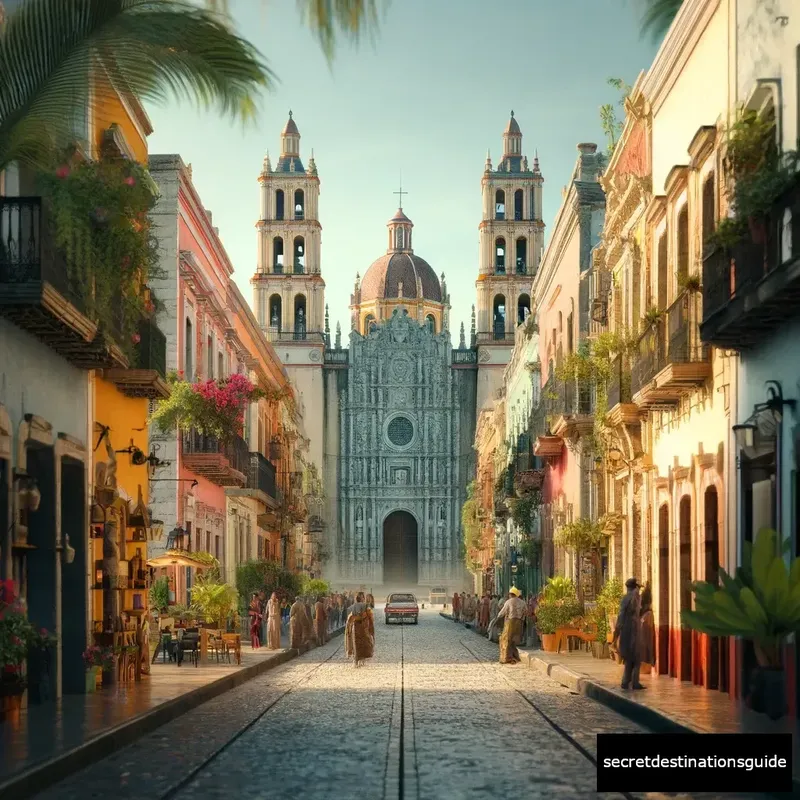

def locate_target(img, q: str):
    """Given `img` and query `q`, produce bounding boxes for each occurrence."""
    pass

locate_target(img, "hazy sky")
[146,0,658,339]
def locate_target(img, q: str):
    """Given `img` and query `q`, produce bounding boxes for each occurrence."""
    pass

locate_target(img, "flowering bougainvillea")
[150,373,262,441]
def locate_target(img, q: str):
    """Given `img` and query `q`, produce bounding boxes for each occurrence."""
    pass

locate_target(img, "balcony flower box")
[514,469,545,496]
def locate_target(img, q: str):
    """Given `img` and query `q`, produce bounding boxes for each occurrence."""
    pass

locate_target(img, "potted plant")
[594,577,623,658]
[535,577,581,652]
[682,528,799,720]
[82,645,113,692]
[588,604,610,658]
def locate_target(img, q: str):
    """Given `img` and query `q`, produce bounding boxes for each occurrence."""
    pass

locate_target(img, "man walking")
[495,586,527,664]
[452,590,461,622]
[613,577,644,690]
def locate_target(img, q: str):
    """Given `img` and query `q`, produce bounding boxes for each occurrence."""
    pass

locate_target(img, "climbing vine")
[460,481,481,553]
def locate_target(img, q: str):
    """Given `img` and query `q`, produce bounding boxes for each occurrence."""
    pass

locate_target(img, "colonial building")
[476,113,544,411]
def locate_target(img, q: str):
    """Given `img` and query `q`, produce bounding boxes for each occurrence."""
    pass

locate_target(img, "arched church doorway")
[383,511,418,586]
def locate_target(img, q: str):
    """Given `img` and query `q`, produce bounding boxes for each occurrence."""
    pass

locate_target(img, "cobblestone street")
[34,610,766,800]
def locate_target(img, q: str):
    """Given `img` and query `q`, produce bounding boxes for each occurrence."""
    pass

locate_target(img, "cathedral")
[252,112,543,591]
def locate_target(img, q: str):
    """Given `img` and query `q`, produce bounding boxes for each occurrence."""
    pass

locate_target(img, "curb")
[1,626,344,800]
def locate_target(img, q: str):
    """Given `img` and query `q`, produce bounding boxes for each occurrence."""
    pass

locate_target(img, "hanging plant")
[641,306,663,327]
[461,481,481,552]
[39,155,164,357]
[510,491,542,535]
[150,373,262,441]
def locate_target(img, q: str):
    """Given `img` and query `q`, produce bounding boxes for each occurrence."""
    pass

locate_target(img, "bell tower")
[475,111,544,410]
[251,111,325,475]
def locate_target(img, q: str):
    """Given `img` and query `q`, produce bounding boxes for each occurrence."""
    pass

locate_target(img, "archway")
[383,511,418,586]
[679,495,692,681]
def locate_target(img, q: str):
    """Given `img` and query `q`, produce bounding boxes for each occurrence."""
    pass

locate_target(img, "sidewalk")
[0,625,342,799]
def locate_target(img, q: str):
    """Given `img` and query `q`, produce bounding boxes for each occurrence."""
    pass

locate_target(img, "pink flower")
[56,165,70,179]
[132,333,141,344]
[124,176,136,186]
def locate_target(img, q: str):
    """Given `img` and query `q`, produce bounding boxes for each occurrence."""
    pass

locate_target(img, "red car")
[384,593,419,625]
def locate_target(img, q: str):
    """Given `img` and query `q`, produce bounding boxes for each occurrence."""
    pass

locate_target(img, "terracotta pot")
[540,633,557,652]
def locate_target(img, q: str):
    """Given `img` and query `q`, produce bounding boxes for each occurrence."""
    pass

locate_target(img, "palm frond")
[0,0,271,171]
[640,0,684,40]
[295,0,381,60]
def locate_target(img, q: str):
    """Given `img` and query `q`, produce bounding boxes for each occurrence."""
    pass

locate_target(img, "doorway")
[657,503,670,675]
[703,486,724,691]
[679,496,692,681]
[382,511,418,586]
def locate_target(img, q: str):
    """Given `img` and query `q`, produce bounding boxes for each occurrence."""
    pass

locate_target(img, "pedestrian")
[613,577,644,690]
[495,586,527,664]
[452,591,461,622]
[639,584,655,676]
[289,595,308,650]
[267,591,282,650]
[303,596,314,645]
[366,592,375,610]
[344,591,375,668]
[248,592,262,649]
[314,595,327,646]
[259,590,267,644]
[478,593,490,633]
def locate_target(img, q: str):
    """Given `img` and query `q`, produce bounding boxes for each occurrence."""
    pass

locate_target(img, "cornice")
[640,0,721,116]
[664,165,689,199]
[687,125,718,170]
[645,195,667,225]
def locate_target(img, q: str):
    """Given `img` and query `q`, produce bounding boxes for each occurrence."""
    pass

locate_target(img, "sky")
[146,0,659,340]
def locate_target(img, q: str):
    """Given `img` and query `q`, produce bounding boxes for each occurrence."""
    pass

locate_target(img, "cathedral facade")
[253,112,541,591]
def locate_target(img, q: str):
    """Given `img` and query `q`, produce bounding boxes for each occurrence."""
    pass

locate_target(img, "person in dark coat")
[613,577,644,690]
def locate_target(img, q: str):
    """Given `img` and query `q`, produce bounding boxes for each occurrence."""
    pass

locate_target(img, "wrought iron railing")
[631,318,665,396]
[452,349,477,364]
[182,430,250,475]
[133,316,167,376]
[248,451,278,500]
[606,354,631,408]
[264,329,326,344]
[324,349,349,364]
[0,196,84,311]
[477,329,512,342]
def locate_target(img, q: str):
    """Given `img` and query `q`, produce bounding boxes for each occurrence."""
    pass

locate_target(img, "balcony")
[103,316,169,398]
[701,181,800,349]
[631,291,711,409]
[324,348,349,365]
[548,377,593,440]
[227,451,280,508]
[182,430,248,487]
[0,196,141,370]
[532,377,564,458]
[264,328,326,345]
[452,349,477,365]
[605,354,640,427]
[293,260,304,275]
[476,329,512,343]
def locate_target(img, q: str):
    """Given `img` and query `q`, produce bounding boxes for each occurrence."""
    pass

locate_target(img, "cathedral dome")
[360,252,442,303]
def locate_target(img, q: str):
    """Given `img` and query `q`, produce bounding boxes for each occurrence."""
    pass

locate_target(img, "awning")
[147,552,213,570]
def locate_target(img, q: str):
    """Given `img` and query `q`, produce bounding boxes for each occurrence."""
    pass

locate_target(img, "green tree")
[599,77,632,157]
[302,577,330,597]
[639,0,683,41]
[236,559,302,604]
[0,0,271,171]
[190,581,239,627]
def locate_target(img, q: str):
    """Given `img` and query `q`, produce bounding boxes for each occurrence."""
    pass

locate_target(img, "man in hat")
[494,586,528,664]
[613,577,644,690]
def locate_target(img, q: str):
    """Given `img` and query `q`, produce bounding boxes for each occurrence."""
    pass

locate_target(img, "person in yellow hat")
[491,586,527,664]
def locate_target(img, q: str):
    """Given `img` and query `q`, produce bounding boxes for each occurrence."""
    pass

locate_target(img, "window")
[517,294,530,325]
[425,314,436,333]
[275,189,284,220]
[387,416,414,447]
[657,231,668,309]
[294,189,304,219]
[495,237,506,273]
[676,205,689,288]
[269,294,282,329]
[493,294,506,338]
[514,189,523,221]
[273,237,284,272]
[702,173,715,244]
[495,190,505,220]
[364,314,376,334]
[185,318,193,379]
[515,237,527,274]
[293,236,305,273]
[294,294,307,340]
[207,335,213,378]
[218,352,224,379]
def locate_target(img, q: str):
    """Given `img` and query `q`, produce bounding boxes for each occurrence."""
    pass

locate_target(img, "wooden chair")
[554,618,598,654]
[222,633,241,665]
[207,630,227,663]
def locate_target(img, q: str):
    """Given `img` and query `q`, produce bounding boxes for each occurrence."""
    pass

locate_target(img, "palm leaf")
[0,0,271,171]
[640,0,684,40]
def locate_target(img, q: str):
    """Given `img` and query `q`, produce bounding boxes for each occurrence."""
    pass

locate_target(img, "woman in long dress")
[267,591,282,650]
[248,593,263,649]
[345,591,375,667]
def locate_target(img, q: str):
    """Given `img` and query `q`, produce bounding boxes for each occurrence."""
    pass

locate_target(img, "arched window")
[517,293,530,325]
[294,294,307,340]
[364,314,376,334]
[493,294,506,339]
[184,318,193,379]
[293,236,305,273]
[514,189,523,221]
[515,237,527,274]
[495,237,506,274]
[425,314,436,333]
[273,236,284,272]
[275,189,285,221]
[294,189,304,219]
[495,189,505,220]
[269,294,282,330]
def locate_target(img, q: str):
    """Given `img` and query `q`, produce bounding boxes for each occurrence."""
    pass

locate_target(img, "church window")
[514,189,524,220]
[269,294,282,329]
[495,237,506,274]
[364,314,376,334]
[294,294,307,340]
[387,416,414,447]
[293,236,305,273]
[273,236,284,272]
[294,189,305,219]
[517,294,530,325]
[493,294,506,339]
[275,189,285,220]
[515,237,527,273]
[495,190,505,220]
[425,314,436,333]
